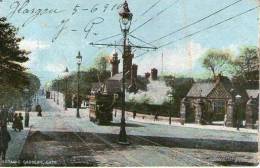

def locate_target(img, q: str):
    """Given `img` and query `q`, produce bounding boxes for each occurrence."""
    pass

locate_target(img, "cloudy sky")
[0,0,259,84]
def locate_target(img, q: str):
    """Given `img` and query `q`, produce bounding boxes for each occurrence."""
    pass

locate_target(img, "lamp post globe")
[119,1,133,30]
[76,51,82,65]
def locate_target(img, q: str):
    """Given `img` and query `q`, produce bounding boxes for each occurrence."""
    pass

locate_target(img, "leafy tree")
[230,46,258,78]
[94,52,110,72]
[202,49,233,77]
[0,17,30,88]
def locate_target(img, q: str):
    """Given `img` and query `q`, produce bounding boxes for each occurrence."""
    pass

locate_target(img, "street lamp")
[57,79,60,105]
[168,93,174,125]
[235,94,242,130]
[62,67,70,110]
[76,51,82,118]
[118,0,133,145]
[23,88,30,127]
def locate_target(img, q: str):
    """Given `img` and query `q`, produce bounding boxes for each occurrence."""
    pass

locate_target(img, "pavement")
[0,96,258,166]
[123,110,258,134]
[0,117,30,166]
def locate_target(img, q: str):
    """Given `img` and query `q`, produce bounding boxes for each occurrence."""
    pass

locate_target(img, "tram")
[89,93,118,125]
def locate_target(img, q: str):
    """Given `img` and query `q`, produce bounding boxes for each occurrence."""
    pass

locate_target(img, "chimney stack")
[110,50,120,76]
[151,68,158,80]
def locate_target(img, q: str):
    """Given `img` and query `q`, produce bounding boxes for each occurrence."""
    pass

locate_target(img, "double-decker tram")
[88,93,118,125]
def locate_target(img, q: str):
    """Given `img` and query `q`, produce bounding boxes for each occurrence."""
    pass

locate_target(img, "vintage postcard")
[0,0,259,167]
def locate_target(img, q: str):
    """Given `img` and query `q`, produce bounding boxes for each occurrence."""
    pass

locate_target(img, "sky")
[0,0,259,85]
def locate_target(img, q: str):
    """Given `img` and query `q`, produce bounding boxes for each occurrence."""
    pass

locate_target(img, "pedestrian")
[18,113,23,132]
[8,106,15,123]
[0,105,8,126]
[133,111,136,119]
[36,105,42,117]
[154,111,159,121]
[12,113,18,131]
[0,125,11,160]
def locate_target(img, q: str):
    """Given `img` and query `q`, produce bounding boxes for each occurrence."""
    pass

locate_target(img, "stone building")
[182,81,232,124]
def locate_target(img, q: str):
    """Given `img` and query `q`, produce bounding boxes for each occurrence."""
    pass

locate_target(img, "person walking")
[154,111,159,121]
[12,113,18,131]
[36,105,42,117]
[18,113,23,132]
[0,125,11,160]
[133,111,136,119]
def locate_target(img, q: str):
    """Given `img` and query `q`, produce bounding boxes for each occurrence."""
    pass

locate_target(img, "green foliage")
[201,49,233,77]
[52,68,111,98]
[94,52,110,72]
[0,17,30,88]
[0,17,40,106]
[230,46,258,77]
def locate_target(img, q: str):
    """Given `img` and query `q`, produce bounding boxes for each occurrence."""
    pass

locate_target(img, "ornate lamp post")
[118,0,133,145]
[76,51,82,118]
[235,94,242,130]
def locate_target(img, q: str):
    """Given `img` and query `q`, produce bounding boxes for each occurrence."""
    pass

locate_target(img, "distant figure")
[8,106,15,123]
[18,113,23,132]
[154,111,159,121]
[12,113,18,131]
[0,106,8,126]
[0,125,11,160]
[36,105,42,117]
[133,111,136,119]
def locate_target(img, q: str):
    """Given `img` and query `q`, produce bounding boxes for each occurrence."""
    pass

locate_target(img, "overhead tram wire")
[92,0,165,44]
[141,0,162,16]
[158,5,259,49]
[134,5,259,59]
[150,0,244,44]
[130,0,180,34]
[93,33,121,43]
[129,35,157,48]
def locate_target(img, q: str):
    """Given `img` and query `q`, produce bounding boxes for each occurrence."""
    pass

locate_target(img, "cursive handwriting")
[84,17,104,39]
[8,0,64,27]
[52,19,70,43]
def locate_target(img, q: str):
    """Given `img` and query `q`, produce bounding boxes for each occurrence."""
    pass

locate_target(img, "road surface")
[16,97,258,166]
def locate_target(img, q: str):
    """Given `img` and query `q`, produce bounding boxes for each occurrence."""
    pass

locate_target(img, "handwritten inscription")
[4,0,123,42]
[8,0,64,27]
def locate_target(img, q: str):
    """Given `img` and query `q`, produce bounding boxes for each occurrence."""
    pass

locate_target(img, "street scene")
[0,0,259,167]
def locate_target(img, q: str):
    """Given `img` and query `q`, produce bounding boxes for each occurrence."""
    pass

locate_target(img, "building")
[184,81,232,123]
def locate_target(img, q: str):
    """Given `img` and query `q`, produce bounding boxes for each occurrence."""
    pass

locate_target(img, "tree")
[0,17,30,88]
[0,17,41,106]
[94,52,110,72]
[231,46,258,78]
[202,49,233,77]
